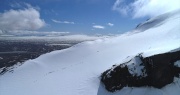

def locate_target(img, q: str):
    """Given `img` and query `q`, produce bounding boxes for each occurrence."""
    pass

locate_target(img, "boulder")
[101,50,180,92]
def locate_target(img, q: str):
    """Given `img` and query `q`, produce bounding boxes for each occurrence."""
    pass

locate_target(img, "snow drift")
[0,10,180,95]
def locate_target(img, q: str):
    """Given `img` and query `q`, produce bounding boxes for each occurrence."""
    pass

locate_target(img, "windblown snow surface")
[0,10,180,95]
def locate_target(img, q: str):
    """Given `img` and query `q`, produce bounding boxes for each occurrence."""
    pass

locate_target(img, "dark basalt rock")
[142,50,180,88]
[101,50,180,92]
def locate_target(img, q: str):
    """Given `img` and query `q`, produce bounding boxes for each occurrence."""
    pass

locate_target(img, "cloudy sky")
[0,0,179,35]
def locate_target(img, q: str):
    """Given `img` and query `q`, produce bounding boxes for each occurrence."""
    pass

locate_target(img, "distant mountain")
[135,9,180,32]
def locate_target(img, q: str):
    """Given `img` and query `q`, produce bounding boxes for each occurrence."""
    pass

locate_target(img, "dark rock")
[142,50,180,88]
[101,50,180,92]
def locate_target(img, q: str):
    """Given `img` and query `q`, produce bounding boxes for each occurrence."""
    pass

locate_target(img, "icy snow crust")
[0,11,180,95]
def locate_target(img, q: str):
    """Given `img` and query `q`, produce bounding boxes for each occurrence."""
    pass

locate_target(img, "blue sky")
[0,0,179,35]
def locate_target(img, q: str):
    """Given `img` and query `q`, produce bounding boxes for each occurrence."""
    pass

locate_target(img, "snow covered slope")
[0,10,180,95]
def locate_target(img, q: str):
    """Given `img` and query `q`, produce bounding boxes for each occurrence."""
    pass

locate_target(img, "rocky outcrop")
[101,50,180,92]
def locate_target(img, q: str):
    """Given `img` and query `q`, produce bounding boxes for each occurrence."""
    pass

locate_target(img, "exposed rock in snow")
[101,50,180,92]
[143,50,180,88]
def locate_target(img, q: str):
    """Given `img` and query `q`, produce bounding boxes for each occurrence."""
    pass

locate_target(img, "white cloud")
[0,30,70,36]
[107,23,114,26]
[0,6,45,31]
[10,2,40,10]
[0,30,3,35]
[93,25,105,29]
[10,2,22,8]
[112,0,129,16]
[113,0,180,18]
[52,19,75,24]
